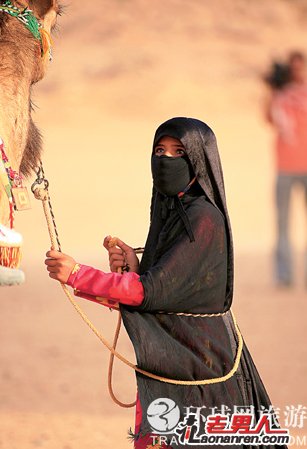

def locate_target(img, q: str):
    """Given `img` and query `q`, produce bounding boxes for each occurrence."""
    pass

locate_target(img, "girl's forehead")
[155,136,184,146]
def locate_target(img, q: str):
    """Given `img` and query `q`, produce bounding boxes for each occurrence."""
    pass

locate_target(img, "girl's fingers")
[110,256,125,272]
[103,235,112,250]
[45,259,58,266]
[109,247,124,256]
[47,266,58,273]
[110,260,125,272]
[48,271,67,283]
[116,238,134,254]
[112,260,125,268]
[109,254,125,263]
[103,236,127,255]
[46,250,62,259]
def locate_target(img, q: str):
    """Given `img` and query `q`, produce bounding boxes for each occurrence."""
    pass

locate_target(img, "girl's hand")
[103,236,140,273]
[45,250,77,284]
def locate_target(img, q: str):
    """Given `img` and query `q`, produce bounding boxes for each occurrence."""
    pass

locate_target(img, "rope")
[107,310,136,408]
[37,162,61,251]
[32,163,244,403]
[106,239,136,408]
[157,310,228,317]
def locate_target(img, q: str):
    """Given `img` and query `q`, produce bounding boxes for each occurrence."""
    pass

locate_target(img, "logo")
[146,400,291,447]
[147,398,181,433]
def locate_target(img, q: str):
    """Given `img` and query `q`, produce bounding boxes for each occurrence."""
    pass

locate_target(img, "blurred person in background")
[264,51,307,288]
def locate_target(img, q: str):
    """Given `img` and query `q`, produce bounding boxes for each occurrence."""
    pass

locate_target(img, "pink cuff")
[73,290,120,310]
[67,264,144,306]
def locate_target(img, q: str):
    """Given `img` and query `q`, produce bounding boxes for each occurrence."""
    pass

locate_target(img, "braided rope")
[33,170,244,403]
[157,310,228,317]
[39,162,62,251]
[106,239,136,408]
[107,311,136,408]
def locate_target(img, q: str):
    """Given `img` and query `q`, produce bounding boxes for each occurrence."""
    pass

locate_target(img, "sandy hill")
[42,0,307,117]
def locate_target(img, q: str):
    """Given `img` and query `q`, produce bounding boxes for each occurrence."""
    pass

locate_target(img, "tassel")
[0,245,22,269]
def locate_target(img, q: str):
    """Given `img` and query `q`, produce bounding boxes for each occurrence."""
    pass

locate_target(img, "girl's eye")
[177,149,185,155]
[155,148,164,154]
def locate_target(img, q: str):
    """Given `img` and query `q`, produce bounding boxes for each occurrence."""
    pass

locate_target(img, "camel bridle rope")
[31,161,244,409]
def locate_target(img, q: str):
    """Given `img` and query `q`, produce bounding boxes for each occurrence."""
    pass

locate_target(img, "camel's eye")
[57,3,65,17]
[51,3,64,33]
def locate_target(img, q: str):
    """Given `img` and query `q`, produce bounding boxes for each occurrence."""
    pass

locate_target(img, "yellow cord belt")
[32,166,243,409]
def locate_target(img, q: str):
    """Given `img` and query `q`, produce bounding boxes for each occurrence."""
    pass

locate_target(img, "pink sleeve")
[67,264,144,307]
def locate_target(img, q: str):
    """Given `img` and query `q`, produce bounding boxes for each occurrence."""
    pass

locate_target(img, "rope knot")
[33,187,48,201]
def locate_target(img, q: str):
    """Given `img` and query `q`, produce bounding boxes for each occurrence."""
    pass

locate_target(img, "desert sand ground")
[1,0,307,448]
[1,255,306,449]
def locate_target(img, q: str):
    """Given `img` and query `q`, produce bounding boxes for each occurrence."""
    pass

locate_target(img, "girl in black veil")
[45,117,288,449]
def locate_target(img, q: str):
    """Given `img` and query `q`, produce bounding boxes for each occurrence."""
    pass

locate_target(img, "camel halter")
[31,162,243,408]
[0,0,53,59]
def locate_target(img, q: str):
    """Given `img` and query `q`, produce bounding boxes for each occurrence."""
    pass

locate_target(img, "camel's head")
[0,1,62,82]
[26,0,62,81]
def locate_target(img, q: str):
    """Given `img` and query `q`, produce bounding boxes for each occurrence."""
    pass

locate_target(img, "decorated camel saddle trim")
[0,224,23,269]
[0,138,28,270]
[0,137,16,229]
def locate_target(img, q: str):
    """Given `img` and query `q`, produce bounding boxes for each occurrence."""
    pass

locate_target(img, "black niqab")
[120,118,287,449]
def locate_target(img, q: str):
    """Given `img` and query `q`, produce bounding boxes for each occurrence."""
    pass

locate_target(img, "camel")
[0,0,61,285]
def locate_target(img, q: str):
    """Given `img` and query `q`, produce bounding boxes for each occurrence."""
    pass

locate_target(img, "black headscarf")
[140,117,234,309]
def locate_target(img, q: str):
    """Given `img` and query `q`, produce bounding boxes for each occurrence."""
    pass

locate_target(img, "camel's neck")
[0,35,32,170]
[0,81,31,171]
